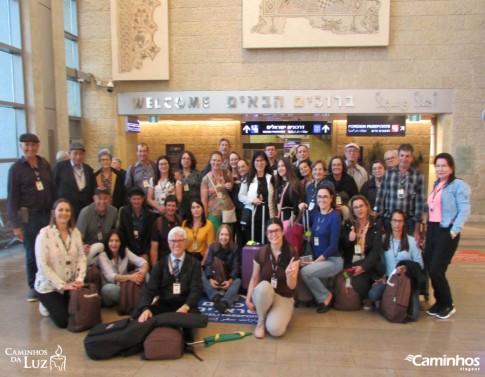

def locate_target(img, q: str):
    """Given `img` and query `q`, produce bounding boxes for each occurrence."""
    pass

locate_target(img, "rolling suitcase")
[241,205,265,290]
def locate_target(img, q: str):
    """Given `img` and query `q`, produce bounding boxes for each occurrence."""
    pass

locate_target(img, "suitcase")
[241,205,265,290]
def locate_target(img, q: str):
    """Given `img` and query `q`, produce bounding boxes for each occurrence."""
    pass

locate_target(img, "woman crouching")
[245,219,300,339]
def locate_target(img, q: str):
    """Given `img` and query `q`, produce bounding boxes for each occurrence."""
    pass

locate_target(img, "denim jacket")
[430,178,471,234]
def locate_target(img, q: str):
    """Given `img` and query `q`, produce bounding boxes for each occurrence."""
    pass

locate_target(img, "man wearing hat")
[76,187,118,266]
[7,133,56,301]
[118,186,158,262]
[53,142,95,220]
[345,143,369,191]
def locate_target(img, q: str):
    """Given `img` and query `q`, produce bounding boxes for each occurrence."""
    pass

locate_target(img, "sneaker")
[39,303,49,317]
[254,322,265,339]
[436,305,456,319]
[426,303,440,316]
[363,299,373,310]
[27,288,39,302]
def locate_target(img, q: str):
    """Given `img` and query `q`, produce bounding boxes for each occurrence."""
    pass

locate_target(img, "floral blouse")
[34,225,86,293]
[149,177,178,206]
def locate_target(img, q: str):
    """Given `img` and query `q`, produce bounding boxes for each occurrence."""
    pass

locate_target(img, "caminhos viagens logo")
[404,354,480,372]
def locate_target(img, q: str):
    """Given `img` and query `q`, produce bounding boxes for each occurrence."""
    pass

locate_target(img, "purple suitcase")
[241,205,265,290]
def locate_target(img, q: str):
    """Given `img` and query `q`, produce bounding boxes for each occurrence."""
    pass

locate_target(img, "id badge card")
[354,245,362,255]
[143,179,149,188]
[97,231,103,241]
[336,195,342,205]
[397,188,405,199]
[35,180,44,191]
[192,242,198,251]
[133,230,139,239]
[308,201,315,211]
[271,276,278,289]
[314,237,319,246]
[217,192,223,199]
[173,282,181,295]
[184,184,189,192]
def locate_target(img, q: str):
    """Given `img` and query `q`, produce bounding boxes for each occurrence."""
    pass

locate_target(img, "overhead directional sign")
[241,121,332,135]
[346,116,406,136]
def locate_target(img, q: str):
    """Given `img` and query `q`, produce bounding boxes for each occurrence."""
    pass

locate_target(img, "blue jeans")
[202,273,241,307]
[368,281,420,321]
[101,283,120,307]
[300,256,343,303]
[22,210,50,288]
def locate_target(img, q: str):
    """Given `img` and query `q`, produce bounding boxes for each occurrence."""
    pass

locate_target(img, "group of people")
[7,133,471,338]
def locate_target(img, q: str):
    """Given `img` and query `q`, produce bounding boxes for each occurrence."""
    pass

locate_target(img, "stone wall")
[77,0,485,220]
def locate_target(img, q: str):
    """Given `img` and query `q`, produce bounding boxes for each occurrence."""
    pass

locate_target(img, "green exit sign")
[148,116,159,123]
[408,115,421,121]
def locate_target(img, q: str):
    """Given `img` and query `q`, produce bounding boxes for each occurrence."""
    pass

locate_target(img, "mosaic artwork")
[111,0,169,80]
[243,0,390,48]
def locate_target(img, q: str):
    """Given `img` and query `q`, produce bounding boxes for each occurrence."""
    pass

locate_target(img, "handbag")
[68,283,102,332]
[222,208,237,223]
[283,211,305,254]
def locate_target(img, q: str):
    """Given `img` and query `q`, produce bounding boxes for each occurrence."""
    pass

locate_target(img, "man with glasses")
[376,144,425,245]
[134,227,203,323]
[384,149,399,168]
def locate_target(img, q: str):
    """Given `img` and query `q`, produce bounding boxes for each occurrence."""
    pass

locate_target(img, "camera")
[107,81,114,93]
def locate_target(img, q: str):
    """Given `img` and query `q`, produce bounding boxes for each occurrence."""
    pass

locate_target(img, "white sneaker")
[39,303,49,317]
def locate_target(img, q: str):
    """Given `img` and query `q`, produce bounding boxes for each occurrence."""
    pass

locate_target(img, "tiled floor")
[0,223,484,376]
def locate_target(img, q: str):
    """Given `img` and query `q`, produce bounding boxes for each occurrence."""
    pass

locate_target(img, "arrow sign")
[243,125,250,133]
[322,124,330,133]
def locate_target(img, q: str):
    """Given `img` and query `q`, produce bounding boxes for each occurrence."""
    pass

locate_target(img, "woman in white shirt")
[34,199,86,328]
[98,230,149,307]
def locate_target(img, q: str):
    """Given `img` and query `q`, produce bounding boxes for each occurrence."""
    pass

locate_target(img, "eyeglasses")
[267,229,282,235]
[168,239,186,244]
[352,204,367,210]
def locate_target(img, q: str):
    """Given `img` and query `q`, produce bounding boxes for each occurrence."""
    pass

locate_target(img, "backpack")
[144,327,185,360]
[380,269,412,323]
[117,279,145,316]
[84,265,102,293]
[333,270,362,311]
[68,283,102,332]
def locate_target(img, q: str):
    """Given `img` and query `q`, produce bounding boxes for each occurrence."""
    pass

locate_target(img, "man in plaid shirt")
[375,143,425,244]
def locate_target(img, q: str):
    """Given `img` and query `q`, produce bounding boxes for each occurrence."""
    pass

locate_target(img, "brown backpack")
[380,270,411,323]
[117,280,145,316]
[144,327,184,360]
[333,271,362,311]
[68,283,102,332]
[84,265,102,293]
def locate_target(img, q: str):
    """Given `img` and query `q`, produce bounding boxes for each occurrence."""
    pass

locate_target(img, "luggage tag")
[35,180,44,191]
[143,179,149,188]
[173,282,181,295]
[184,183,189,192]
[271,276,278,289]
[352,245,363,263]
[397,188,405,199]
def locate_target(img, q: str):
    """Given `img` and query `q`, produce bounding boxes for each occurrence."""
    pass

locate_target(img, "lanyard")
[269,251,279,277]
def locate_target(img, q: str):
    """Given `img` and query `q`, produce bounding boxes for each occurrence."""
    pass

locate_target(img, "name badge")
[336,195,342,205]
[271,276,278,289]
[143,179,149,188]
[184,184,189,192]
[133,230,139,239]
[192,242,198,251]
[217,192,223,199]
[97,231,103,241]
[308,201,315,211]
[314,237,319,246]
[35,181,44,191]
[354,245,362,255]
[397,188,405,199]
[173,282,181,295]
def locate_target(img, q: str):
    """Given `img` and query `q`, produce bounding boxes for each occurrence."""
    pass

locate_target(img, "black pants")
[37,290,70,328]
[424,222,460,307]
[22,210,50,288]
